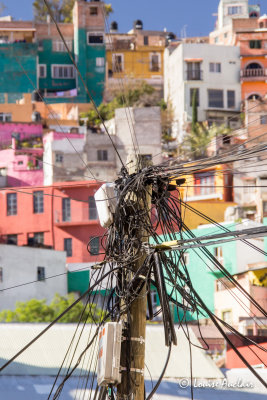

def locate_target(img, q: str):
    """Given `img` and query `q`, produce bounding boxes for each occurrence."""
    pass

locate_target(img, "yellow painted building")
[176,164,236,229]
[105,23,172,95]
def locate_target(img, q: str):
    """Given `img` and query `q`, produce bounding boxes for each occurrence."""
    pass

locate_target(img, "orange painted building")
[238,15,267,101]
[0,181,105,265]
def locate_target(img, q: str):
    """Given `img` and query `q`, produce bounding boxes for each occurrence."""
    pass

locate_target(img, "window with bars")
[52,65,74,79]
[112,54,124,72]
[97,149,108,161]
[209,62,221,73]
[55,153,63,163]
[96,57,105,67]
[7,193,17,215]
[227,90,235,108]
[0,113,12,122]
[38,64,47,78]
[37,266,45,281]
[228,6,242,15]
[90,236,99,255]
[33,191,44,214]
[90,7,98,15]
[62,198,71,222]
[33,232,44,245]
[89,196,98,220]
[249,40,262,49]
[194,172,215,195]
[64,238,72,257]
[260,115,267,124]
[208,89,224,108]
[52,40,72,52]
[150,53,160,72]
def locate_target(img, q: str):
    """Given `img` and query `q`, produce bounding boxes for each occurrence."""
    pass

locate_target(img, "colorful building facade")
[0,181,105,293]
[105,21,173,96]
[0,0,106,105]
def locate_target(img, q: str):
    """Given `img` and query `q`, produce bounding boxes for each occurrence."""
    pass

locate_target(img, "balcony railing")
[241,68,267,80]
[54,206,99,225]
[186,70,203,80]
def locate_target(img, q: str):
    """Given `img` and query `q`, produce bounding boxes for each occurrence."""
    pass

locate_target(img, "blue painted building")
[0,1,105,105]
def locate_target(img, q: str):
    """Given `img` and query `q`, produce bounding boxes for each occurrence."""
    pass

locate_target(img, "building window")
[150,289,158,309]
[55,153,63,163]
[227,90,235,108]
[7,193,17,216]
[0,267,3,283]
[144,36,149,45]
[33,191,44,214]
[260,115,267,124]
[190,88,199,106]
[194,172,215,195]
[38,64,47,78]
[62,198,71,222]
[52,65,74,79]
[249,40,262,49]
[222,310,232,324]
[96,57,105,67]
[214,246,223,265]
[244,180,256,194]
[228,6,242,15]
[150,53,160,72]
[90,236,99,255]
[186,62,202,80]
[263,201,267,214]
[90,7,98,15]
[209,62,221,73]
[33,232,44,245]
[7,234,18,245]
[97,149,108,161]
[87,33,104,45]
[112,54,124,72]
[208,89,224,108]
[52,40,72,52]
[37,266,45,281]
[89,196,98,220]
[64,238,72,257]
[0,113,12,122]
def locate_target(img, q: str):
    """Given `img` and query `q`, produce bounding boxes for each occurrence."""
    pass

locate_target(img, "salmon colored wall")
[226,342,267,368]
[0,181,105,263]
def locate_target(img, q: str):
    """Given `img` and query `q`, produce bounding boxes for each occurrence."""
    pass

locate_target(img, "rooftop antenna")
[181,24,187,40]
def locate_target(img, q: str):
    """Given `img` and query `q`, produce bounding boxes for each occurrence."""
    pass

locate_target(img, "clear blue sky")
[3,0,265,37]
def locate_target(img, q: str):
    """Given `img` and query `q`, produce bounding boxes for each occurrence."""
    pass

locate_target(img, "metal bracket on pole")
[121,336,145,344]
[120,367,144,375]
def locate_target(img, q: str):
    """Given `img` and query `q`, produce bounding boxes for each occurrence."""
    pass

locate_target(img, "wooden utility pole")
[117,154,152,400]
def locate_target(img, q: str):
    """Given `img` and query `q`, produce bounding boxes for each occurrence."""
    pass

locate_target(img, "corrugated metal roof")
[0,323,224,379]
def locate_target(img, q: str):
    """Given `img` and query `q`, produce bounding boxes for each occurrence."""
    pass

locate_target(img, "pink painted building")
[0,122,42,149]
[0,138,43,188]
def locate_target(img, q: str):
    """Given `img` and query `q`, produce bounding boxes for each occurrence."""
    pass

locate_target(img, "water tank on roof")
[134,20,143,30]
[166,32,175,43]
[110,21,118,32]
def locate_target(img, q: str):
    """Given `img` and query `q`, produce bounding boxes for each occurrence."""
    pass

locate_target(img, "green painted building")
[0,1,105,106]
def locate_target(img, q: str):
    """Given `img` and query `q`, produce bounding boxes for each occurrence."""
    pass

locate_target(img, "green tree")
[80,81,160,130]
[184,122,230,160]
[0,293,105,323]
[33,1,113,23]
[191,89,198,133]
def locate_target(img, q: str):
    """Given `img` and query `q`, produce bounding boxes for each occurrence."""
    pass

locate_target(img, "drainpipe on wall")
[51,186,55,249]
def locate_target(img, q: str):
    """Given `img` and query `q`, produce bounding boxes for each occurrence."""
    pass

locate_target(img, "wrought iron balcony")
[186,70,203,80]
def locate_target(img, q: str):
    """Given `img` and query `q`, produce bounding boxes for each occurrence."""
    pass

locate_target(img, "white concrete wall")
[114,106,162,167]
[0,245,67,311]
[218,0,249,30]
[164,43,240,140]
